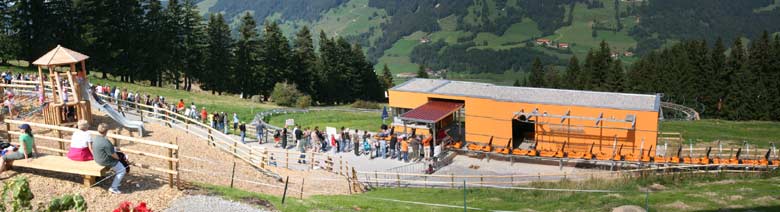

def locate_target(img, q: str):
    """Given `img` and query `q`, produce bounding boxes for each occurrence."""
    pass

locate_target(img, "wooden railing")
[2,119,180,188]
[94,94,367,180]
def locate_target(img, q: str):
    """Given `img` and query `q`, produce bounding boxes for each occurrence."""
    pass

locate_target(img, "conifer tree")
[380,64,394,89]
[528,57,545,87]
[564,56,581,89]
[204,13,233,94]
[234,12,260,98]
[417,65,429,78]
[259,21,292,98]
[292,25,317,95]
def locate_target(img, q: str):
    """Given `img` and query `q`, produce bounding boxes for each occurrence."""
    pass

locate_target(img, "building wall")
[389,90,660,156]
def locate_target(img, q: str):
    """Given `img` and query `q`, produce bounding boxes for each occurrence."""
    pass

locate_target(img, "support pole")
[282,176,290,204]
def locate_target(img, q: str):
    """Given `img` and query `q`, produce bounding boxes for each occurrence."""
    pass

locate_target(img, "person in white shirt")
[67,120,94,161]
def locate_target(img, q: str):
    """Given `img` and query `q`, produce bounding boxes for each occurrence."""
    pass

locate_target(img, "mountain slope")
[196,0,780,85]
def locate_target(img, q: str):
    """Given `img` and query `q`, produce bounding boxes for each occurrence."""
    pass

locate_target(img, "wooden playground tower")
[32,45,92,126]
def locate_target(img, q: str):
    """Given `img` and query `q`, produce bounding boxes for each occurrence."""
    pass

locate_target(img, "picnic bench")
[9,155,108,186]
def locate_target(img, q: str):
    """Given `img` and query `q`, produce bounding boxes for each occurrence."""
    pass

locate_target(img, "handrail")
[2,119,180,188]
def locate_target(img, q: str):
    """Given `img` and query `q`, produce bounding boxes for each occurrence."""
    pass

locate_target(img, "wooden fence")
[2,119,180,188]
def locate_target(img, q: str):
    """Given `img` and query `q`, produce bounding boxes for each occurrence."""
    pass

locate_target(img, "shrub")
[296,95,312,109]
[0,177,87,212]
[270,82,303,107]
[351,100,381,109]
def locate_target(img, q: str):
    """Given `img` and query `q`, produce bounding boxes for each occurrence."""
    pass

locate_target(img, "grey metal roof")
[391,78,660,112]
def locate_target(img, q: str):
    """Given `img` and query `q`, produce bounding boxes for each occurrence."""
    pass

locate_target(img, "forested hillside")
[192,0,780,85]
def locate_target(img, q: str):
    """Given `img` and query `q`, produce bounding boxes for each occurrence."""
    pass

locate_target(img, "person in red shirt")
[200,107,207,123]
[176,99,185,112]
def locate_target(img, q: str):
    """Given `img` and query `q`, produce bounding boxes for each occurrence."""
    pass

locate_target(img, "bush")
[351,100,381,109]
[270,82,303,107]
[296,95,312,109]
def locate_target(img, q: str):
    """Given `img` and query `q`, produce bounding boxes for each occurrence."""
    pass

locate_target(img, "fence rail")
[1,119,180,188]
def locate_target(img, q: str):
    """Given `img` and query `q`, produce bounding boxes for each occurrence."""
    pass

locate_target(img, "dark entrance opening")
[512,115,535,149]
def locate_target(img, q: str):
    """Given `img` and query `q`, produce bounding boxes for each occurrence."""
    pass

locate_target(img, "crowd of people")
[267,124,448,164]
[93,84,251,142]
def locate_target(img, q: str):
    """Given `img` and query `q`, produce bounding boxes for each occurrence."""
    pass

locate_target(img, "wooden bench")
[9,155,108,186]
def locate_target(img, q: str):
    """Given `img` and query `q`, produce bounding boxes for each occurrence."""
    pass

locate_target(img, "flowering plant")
[112,201,152,212]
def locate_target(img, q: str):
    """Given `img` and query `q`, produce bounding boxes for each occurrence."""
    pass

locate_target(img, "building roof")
[391,78,660,112]
[32,45,90,66]
[401,100,464,123]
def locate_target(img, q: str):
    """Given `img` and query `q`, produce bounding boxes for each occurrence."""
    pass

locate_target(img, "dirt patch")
[605,193,623,198]
[648,183,666,191]
[752,196,778,204]
[736,187,753,192]
[241,197,276,210]
[704,192,718,197]
[727,195,743,201]
[611,205,646,212]
[662,201,691,210]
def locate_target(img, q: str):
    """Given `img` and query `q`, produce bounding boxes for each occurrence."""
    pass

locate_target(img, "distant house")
[610,52,620,59]
[535,38,551,46]
[557,43,569,49]
[397,72,417,78]
[420,37,431,44]
[624,51,634,57]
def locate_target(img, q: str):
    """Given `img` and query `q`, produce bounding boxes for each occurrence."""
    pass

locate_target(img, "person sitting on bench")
[0,124,39,175]
[68,120,94,161]
[92,123,125,194]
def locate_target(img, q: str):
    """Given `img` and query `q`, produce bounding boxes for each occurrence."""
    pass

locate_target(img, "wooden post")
[339,156,344,176]
[6,122,10,142]
[300,178,305,199]
[233,141,237,155]
[286,150,289,169]
[396,173,400,187]
[56,129,64,156]
[229,161,236,188]
[374,171,378,187]
[168,139,174,188]
[310,152,315,169]
[175,137,180,189]
[140,110,144,122]
[480,175,484,187]
[451,174,455,188]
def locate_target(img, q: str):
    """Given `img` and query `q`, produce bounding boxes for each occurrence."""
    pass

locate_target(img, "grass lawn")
[265,110,381,132]
[661,119,780,147]
[200,172,780,211]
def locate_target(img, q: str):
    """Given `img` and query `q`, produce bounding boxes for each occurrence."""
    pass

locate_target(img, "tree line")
[0,0,386,104]
[526,32,780,121]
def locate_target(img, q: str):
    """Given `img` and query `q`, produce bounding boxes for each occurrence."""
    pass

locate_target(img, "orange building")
[388,78,661,158]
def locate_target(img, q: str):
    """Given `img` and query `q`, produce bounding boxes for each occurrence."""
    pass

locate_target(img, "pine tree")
[604,58,625,92]
[163,0,184,87]
[259,21,292,98]
[139,0,168,85]
[380,64,394,90]
[528,57,545,87]
[564,56,581,89]
[543,66,560,88]
[0,0,17,64]
[349,43,382,101]
[291,25,316,96]
[204,13,233,94]
[748,31,773,120]
[234,12,260,98]
[723,37,754,120]
[180,0,207,91]
[316,30,337,103]
[710,37,728,117]
[513,79,521,87]
[417,65,429,78]
[771,34,780,120]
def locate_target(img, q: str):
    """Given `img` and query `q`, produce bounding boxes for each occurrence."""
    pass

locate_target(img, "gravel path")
[164,195,268,212]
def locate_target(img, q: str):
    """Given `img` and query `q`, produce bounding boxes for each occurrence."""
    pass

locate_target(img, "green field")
[547,0,638,59]
[472,19,543,50]
[661,119,780,147]
[201,172,780,211]
[266,110,381,132]
[374,31,427,74]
